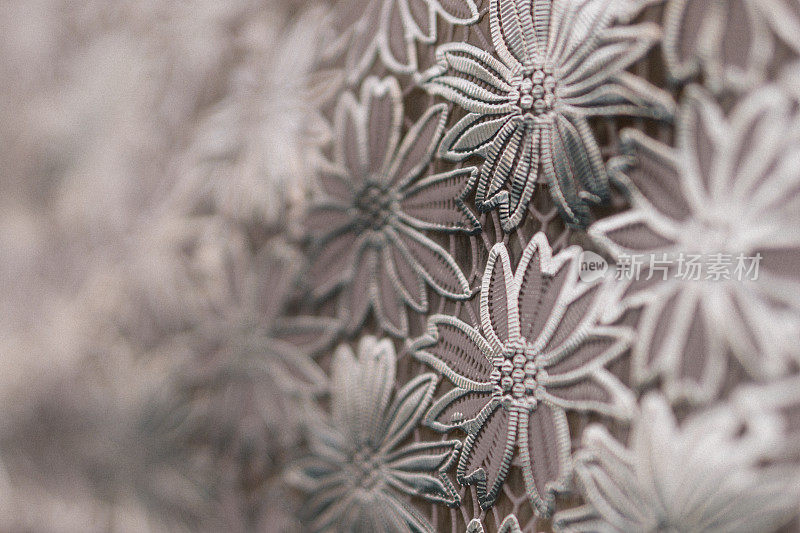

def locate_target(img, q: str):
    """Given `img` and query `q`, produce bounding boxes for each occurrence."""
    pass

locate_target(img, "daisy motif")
[410,232,635,515]
[421,0,673,230]
[590,84,800,404]
[288,336,461,532]
[664,0,800,92]
[327,0,479,84]
[305,76,480,337]
[554,393,800,532]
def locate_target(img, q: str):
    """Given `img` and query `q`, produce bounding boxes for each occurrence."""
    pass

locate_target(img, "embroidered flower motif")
[664,0,800,92]
[328,0,479,84]
[421,0,674,230]
[589,84,800,404]
[305,76,480,336]
[553,393,800,533]
[288,336,461,533]
[174,6,336,228]
[409,232,635,515]
[467,514,523,533]
[107,216,336,461]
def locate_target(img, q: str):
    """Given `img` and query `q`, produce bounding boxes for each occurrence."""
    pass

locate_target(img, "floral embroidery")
[328,0,479,84]
[142,218,337,466]
[664,0,800,92]
[554,393,800,533]
[421,0,674,230]
[305,76,479,337]
[288,336,461,533]
[589,84,800,404]
[174,7,335,228]
[467,514,523,533]
[409,232,635,515]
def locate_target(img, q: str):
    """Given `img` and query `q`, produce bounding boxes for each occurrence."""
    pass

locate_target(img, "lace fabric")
[2,0,800,532]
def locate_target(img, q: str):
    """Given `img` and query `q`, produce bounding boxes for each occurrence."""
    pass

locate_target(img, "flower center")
[355,182,395,231]
[510,67,558,116]
[687,218,741,255]
[491,342,540,409]
[348,448,383,490]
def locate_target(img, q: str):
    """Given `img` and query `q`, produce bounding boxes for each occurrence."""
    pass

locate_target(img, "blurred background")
[0,1,333,530]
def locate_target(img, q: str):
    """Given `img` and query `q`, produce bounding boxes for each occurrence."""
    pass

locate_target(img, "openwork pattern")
[5,0,800,532]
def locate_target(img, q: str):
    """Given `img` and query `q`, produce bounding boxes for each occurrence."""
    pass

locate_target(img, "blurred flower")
[172,4,339,230]
[0,353,240,532]
[410,233,634,514]
[30,215,337,530]
[288,336,461,532]
[554,392,800,533]
[590,84,800,404]
[664,0,800,92]
[327,0,479,84]
[422,0,673,229]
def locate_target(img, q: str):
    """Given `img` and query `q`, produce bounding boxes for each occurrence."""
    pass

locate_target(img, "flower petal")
[664,0,772,91]
[399,167,481,234]
[344,0,382,84]
[560,23,660,97]
[378,0,416,72]
[334,89,368,181]
[338,336,397,447]
[385,439,461,506]
[561,71,675,120]
[361,76,404,178]
[389,224,472,300]
[388,103,448,188]
[588,208,680,258]
[481,242,520,347]
[411,314,497,385]
[316,161,354,202]
[542,325,631,380]
[384,242,427,311]
[457,403,518,508]
[440,112,513,160]
[541,116,600,228]
[305,203,354,242]
[430,0,480,24]
[475,117,523,210]
[488,0,539,68]
[632,286,726,404]
[514,234,575,347]
[540,367,636,418]
[270,315,340,358]
[548,0,616,72]
[374,254,410,336]
[406,0,436,41]
[340,246,378,334]
[424,386,495,432]
[307,229,364,299]
[422,43,516,115]
[612,128,691,222]
[380,373,437,451]
[518,402,571,516]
